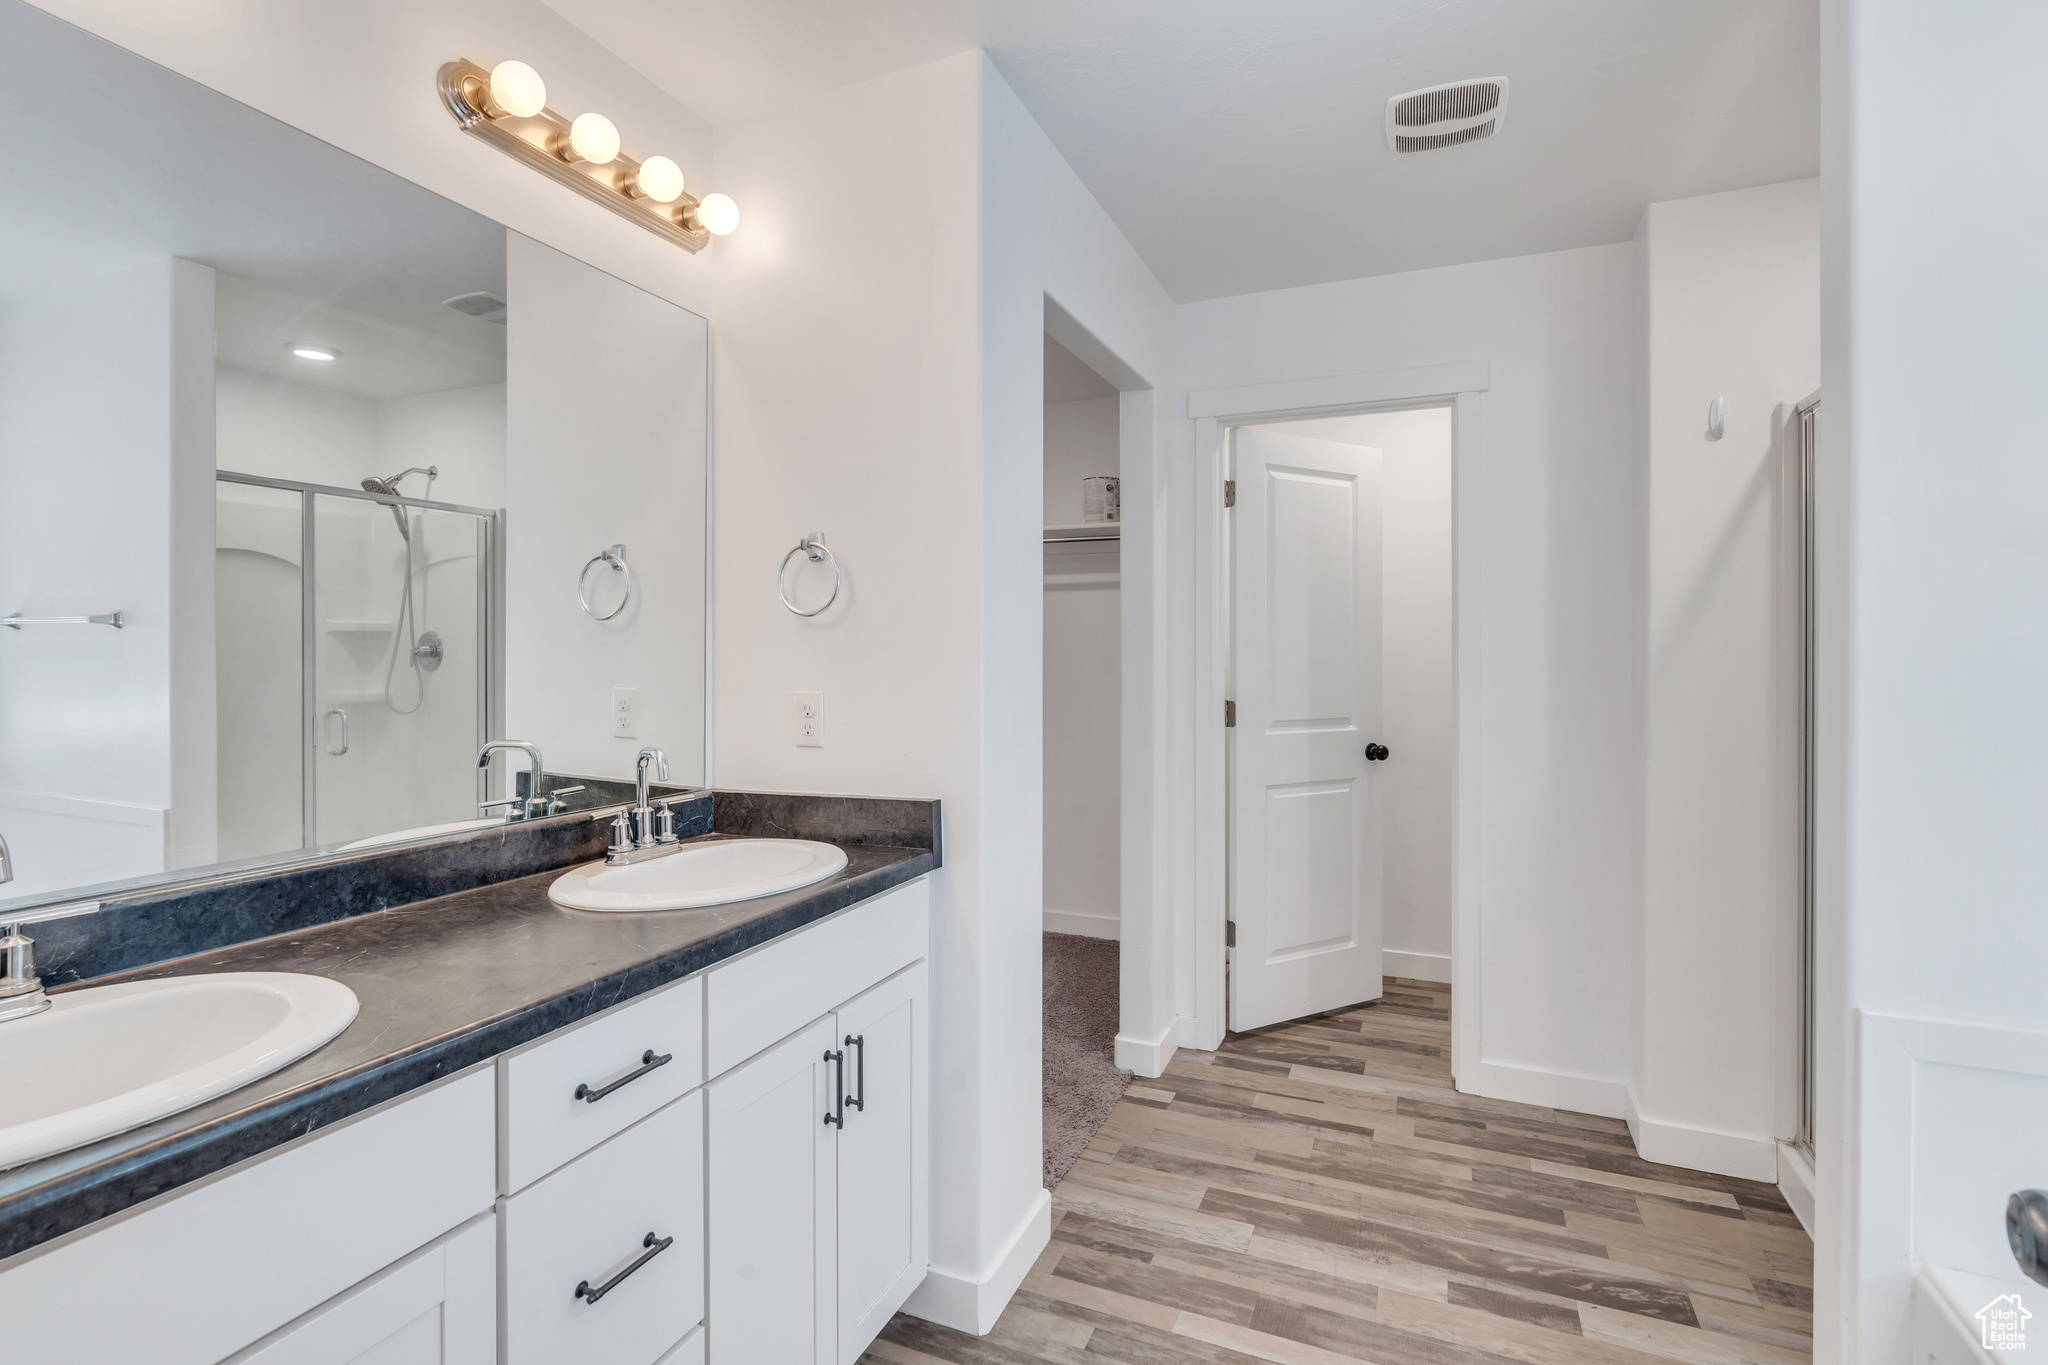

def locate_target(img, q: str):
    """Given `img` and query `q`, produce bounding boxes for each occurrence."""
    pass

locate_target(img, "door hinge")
[1224,699,1236,728]
[1225,921,1236,948]
[1223,480,1236,508]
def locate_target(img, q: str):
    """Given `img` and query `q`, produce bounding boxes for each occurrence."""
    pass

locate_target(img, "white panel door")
[1229,426,1386,1031]
[834,964,928,1365]
[707,1016,837,1365]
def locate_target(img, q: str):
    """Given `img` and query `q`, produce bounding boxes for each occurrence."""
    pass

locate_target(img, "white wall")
[1179,244,1638,1118]
[1631,180,1819,1182]
[714,49,1175,1334]
[505,233,707,786]
[216,367,506,510]
[1819,4,2048,1360]
[1043,393,1122,939]
[0,256,216,895]
[1275,409,1455,985]
[380,384,507,511]
[25,0,716,320]
[1043,395,1119,524]
[217,367,377,486]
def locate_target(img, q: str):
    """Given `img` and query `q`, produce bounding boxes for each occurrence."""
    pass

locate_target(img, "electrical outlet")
[613,687,639,739]
[795,691,823,747]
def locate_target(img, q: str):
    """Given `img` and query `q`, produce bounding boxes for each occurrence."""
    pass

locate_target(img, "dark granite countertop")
[0,835,932,1262]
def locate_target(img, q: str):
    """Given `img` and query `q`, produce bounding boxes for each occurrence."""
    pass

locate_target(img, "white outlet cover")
[613,686,639,739]
[795,691,823,747]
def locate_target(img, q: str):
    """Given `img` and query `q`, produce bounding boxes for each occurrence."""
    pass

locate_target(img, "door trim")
[1187,363,1488,1083]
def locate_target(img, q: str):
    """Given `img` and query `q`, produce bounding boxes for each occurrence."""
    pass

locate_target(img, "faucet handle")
[0,901,92,1023]
[654,801,677,845]
[605,813,633,866]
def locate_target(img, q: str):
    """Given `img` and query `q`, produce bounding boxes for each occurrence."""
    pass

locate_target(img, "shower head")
[362,466,438,497]
[361,467,437,538]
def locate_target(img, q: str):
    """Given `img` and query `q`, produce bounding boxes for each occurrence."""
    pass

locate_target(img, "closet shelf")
[1043,522,1120,543]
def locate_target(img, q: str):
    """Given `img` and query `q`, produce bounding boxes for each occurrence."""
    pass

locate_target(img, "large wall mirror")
[0,2,708,908]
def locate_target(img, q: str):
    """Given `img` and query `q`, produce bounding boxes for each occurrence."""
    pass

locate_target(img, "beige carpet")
[1041,932,1131,1188]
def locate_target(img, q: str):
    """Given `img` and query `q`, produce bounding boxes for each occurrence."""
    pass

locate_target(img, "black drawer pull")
[845,1034,865,1114]
[575,1231,672,1305]
[574,1049,672,1103]
[823,1048,845,1128]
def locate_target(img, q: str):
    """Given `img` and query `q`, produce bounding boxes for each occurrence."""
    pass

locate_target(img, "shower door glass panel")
[311,493,486,848]
[214,481,305,864]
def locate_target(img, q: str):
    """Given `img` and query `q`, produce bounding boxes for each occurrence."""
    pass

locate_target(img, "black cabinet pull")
[575,1231,672,1305]
[823,1047,845,1128]
[1364,743,1389,761]
[844,1034,865,1114]
[574,1049,672,1103]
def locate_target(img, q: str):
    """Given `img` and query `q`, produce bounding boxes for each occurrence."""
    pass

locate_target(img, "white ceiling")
[542,0,1818,302]
[0,0,505,398]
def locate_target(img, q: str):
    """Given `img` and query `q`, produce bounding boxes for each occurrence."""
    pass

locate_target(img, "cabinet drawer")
[502,1091,704,1365]
[705,878,928,1079]
[499,975,702,1192]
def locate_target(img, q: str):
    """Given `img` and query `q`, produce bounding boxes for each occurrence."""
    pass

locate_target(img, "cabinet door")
[834,963,928,1365]
[229,1213,494,1365]
[707,1015,837,1365]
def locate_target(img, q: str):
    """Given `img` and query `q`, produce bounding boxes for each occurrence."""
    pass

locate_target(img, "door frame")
[1187,361,1489,1081]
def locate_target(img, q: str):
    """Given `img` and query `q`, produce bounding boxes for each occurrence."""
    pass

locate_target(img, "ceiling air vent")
[443,290,508,325]
[1385,77,1509,154]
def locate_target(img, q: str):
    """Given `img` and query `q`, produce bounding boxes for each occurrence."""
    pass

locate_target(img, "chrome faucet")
[606,748,676,866]
[634,747,672,845]
[477,740,547,820]
[0,830,11,886]
[0,901,98,1025]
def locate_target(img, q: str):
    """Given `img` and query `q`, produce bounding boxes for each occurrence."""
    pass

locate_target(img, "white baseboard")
[1622,1085,1777,1182]
[1175,1012,1222,1054]
[1462,1058,1629,1120]
[1043,909,1119,940]
[1382,949,1450,984]
[902,1188,1050,1335]
[1115,1019,1178,1078]
[1777,1140,1816,1238]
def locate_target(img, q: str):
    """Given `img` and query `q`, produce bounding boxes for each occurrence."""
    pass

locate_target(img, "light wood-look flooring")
[864,978,1813,1365]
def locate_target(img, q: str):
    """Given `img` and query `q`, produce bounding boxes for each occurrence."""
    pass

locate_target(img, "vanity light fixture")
[288,344,341,361]
[438,57,736,254]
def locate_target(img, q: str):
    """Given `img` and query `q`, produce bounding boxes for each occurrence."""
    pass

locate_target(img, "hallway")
[866,980,1813,1364]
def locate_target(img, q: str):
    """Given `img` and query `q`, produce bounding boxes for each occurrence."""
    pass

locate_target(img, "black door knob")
[1365,743,1389,761]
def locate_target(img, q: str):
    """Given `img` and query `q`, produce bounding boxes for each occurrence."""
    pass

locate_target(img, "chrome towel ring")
[579,544,634,621]
[778,533,841,617]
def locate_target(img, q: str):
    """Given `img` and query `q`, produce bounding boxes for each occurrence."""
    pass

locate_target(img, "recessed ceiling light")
[287,344,341,361]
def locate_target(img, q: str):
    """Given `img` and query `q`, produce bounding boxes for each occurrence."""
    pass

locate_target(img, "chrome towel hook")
[778,533,841,617]
[578,544,634,621]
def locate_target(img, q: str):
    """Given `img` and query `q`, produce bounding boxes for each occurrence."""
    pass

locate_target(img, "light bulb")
[636,155,685,203]
[487,60,546,118]
[694,192,740,236]
[288,345,340,361]
[567,112,620,165]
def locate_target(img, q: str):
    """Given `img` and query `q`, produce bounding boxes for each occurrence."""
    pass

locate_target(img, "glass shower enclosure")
[215,471,497,858]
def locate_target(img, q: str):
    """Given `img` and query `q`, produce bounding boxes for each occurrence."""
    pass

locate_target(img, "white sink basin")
[336,817,503,852]
[548,838,849,912]
[0,973,359,1170]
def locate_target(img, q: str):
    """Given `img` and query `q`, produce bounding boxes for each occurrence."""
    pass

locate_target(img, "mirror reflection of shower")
[360,466,442,716]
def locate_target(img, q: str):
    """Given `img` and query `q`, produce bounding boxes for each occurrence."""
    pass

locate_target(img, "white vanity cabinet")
[704,882,930,1365]
[0,876,929,1365]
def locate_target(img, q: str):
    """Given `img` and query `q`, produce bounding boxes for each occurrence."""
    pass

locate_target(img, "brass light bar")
[437,58,713,253]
